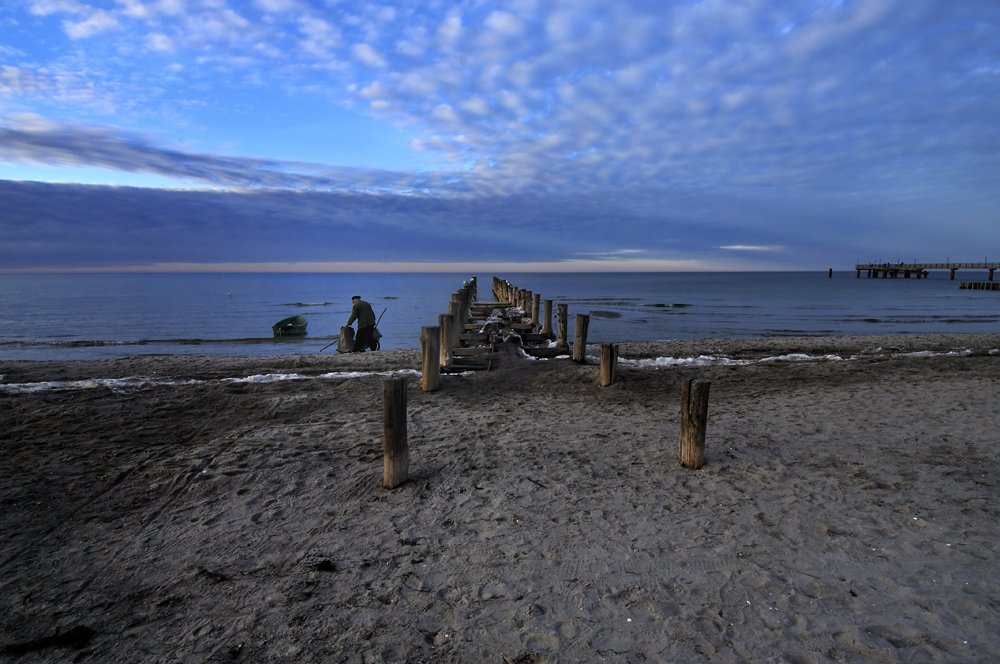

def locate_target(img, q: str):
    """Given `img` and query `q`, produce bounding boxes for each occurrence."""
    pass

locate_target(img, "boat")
[272,315,308,337]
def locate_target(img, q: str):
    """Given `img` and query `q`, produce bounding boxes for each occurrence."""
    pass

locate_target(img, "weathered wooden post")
[679,378,710,469]
[531,293,540,326]
[556,304,568,348]
[572,314,590,363]
[448,300,462,348]
[421,326,440,392]
[599,343,618,387]
[382,377,409,488]
[543,299,553,337]
[439,313,453,367]
[460,286,471,322]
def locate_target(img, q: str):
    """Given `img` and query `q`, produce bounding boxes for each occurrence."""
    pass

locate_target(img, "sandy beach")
[2,333,1000,663]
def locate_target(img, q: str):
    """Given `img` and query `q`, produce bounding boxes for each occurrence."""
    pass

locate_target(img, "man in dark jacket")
[347,295,378,352]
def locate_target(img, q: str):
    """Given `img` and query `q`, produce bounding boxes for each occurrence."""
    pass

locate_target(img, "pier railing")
[854,262,999,280]
[855,262,1000,271]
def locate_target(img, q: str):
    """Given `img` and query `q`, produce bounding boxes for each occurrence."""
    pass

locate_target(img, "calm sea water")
[1,271,998,361]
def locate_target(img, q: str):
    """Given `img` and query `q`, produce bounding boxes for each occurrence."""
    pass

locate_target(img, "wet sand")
[2,333,1000,662]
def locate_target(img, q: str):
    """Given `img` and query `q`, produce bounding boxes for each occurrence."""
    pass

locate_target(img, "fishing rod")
[319,307,387,353]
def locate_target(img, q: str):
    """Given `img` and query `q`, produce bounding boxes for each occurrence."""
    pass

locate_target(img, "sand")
[2,333,1000,663]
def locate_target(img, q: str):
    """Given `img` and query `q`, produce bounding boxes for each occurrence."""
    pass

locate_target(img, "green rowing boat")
[272,315,308,337]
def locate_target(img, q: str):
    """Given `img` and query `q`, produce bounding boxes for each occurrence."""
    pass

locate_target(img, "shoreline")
[3,332,1000,661]
[3,332,1000,384]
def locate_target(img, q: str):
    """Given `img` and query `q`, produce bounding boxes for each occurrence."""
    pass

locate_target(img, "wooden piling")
[556,304,568,348]
[448,300,462,348]
[439,313,453,367]
[599,343,618,387]
[679,378,710,469]
[572,314,590,363]
[543,299,553,337]
[382,377,409,488]
[532,293,541,326]
[420,326,440,392]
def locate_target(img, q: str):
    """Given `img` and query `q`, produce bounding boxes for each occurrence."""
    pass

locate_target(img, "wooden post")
[439,313,453,367]
[382,377,409,488]
[599,343,618,387]
[556,304,568,348]
[572,314,590,363]
[679,378,710,469]
[421,326,440,392]
[532,293,540,326]
[460,287,471,322]
[543,299,553,337]
[448,300,462,347]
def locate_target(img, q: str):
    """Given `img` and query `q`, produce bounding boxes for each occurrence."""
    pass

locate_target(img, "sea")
[1,271,999,362]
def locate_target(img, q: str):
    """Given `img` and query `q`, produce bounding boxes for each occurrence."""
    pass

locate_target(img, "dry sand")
[2,333,1000,663]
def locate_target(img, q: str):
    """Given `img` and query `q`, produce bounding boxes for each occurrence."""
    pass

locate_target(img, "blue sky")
[1,0,998,272]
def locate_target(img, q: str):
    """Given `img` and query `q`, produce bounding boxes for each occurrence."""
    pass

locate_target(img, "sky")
[1,0,998,273]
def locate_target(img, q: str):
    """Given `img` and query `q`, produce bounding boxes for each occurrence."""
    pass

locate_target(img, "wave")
[617,348,981,368]
[0,369,422,393]
[5,348,994,393]
[0,336,332,350]
[855,317,1000,324]
[282,302,332,307]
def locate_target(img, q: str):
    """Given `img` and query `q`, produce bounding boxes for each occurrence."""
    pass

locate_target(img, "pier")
[854,262,1000,280]
[960,282,1000,291]
[427,276,571,376]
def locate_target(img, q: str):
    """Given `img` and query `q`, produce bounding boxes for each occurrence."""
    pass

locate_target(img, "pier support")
[382,377,409,489]
[599,343,618,387]
[556,304,569,348]
[439,313,453,367]
[420,326,440,392]
[679,378,710,470]
[572,314,590,363]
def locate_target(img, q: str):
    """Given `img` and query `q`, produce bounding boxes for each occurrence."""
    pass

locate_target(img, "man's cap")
[352,295,361,300]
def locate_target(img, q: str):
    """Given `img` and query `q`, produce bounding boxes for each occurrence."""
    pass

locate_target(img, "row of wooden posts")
[381,277,710,488]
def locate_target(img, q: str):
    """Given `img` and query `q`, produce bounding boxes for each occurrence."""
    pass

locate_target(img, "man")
[346,295,378,352]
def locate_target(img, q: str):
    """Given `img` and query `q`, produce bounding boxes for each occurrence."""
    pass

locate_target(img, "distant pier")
[960,282,1000,291]
[854,262,1000,281]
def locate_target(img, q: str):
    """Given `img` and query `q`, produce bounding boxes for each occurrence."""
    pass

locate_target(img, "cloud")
[719,246,785,252]
[0,117,445,193]
[64,9,118,38]
[15,2,997,200]
[3,1,999,271]
[352,43,387,68]
[145,32,174,52]
[1,176,843,271]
